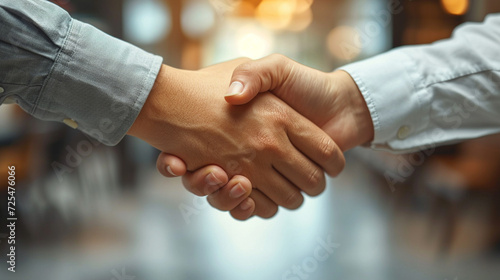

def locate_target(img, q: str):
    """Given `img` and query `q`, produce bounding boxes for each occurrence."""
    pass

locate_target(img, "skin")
[157,54,375,220]
[128,58,345,219]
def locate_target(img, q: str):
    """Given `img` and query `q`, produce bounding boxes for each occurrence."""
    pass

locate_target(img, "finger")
[225,54,293,105]
[207,175,252,211]
[255,170,304,210]
[272,151,326,197]
[230,198,255,221]
[156,152,187,177]
[181,165,229,196]
[250,189,279,219]
[287,116,346,177]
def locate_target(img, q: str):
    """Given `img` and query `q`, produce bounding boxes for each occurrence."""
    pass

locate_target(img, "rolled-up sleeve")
[340,14,500,153]
[0,0,163,145]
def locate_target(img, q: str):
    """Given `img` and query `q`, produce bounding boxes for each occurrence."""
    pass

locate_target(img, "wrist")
[128,64,178,142]
[329,70,374,149]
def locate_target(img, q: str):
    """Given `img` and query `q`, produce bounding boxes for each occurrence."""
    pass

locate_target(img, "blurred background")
[1,0,500,279]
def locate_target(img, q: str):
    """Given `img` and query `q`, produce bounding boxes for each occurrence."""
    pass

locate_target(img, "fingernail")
[225,81,244,97]
[205,172,222,186]
[166,165,177,176]
[229,183,246,199]
[240,199,253,211]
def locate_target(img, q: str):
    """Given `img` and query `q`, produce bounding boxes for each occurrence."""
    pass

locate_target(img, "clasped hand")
[130,55,373,220]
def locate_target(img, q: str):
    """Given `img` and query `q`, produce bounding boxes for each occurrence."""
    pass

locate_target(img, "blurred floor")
[1,149,499,280]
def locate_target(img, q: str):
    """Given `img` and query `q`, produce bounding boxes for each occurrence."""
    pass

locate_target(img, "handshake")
[128,54,374,220]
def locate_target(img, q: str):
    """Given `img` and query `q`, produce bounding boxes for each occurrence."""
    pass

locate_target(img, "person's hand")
[224,54,374,151]
[156,155,256,220]
[156,54,373,220]
[128,58,345,219]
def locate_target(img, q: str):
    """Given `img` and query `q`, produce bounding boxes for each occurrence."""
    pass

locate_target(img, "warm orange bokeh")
[440,0,469,15]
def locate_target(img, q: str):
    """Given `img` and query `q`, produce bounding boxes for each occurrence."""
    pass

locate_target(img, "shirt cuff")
[34,18,163,146]
[339,48,431,153]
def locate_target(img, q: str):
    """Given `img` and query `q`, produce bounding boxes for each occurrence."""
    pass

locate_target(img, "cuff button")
[397,125,411,140]
[63,118,79,129]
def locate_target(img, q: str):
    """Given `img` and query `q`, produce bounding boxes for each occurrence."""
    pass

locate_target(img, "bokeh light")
[287,7,313,32]
[208,0,241,15]
[232,0,256,17]
[255,0,314,31]
[181,0,216,39]
[235,24,274,59]
[327,25,362,61]
[294,0,313,13]
[440,0,469,15]
[256,0,296,30]
[123,0,171,45]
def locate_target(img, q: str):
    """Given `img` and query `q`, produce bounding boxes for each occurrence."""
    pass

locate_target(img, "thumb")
[156,152,187,178]
[224,54,292,105]
[224,80,260,105]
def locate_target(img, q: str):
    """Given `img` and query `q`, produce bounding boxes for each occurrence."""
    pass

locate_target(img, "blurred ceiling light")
[123,0,171,45]
[182,0,216,39]
[232,0,256,17]
[256,0,295,30]
[440,0,469,15]
[208,0,240,15]
[294,0,313,13]
[327,26,362,61]
[287,7,313,32]
[235,24,274,59]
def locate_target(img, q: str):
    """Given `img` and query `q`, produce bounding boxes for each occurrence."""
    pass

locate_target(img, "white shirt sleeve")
[340,13,500,153]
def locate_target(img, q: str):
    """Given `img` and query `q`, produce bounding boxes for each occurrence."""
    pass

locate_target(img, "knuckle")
[259,204,278,219]
[230,210,251,221]
[329,153,346,177]
[269,53,287,62]
[319,136,337,161]
[251,94,289,123]
[207,193,231,211]
[310,184,326,197]
[234,62,255,76]
[275,108,290,125]
[252,130,280,154]
[307,174,326,196]
[234,57,252,64]
[307,168,325,190]
[282,190,304,209]
[181,177,205,197]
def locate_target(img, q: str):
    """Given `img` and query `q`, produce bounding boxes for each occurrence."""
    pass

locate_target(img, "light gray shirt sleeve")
[340,14,500,153]
[0,0,163,145]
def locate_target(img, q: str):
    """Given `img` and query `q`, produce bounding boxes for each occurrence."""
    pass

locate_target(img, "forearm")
[0,0,162,145]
